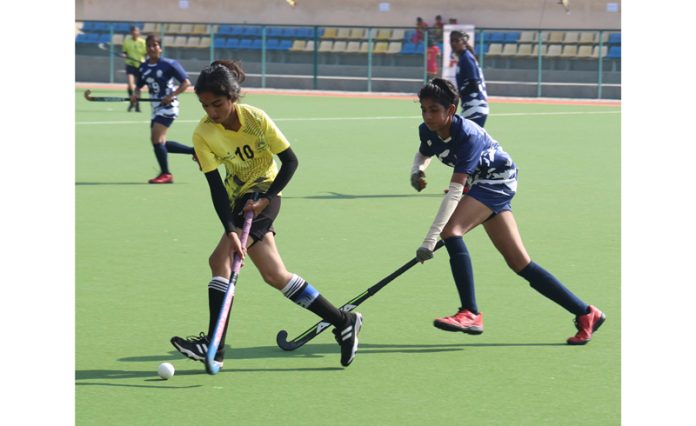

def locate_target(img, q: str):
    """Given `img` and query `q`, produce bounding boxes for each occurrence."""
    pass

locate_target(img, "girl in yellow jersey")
[170,60,363,369]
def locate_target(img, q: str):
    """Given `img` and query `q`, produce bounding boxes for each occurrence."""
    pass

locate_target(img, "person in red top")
[412,17,429,43]
[427,38,441,80]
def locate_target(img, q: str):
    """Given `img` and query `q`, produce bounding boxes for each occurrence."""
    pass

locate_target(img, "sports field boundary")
[75,82,621,107]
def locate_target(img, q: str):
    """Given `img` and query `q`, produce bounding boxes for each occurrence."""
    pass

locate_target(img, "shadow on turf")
[76,182,152,186]
[285,192,443,200]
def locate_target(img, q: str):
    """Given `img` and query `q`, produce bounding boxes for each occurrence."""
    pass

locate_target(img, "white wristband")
[422,182,465,250]
[411,152,432,176]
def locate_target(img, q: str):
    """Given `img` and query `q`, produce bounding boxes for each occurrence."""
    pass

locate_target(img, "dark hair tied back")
[418,78,460,110]
[194,60,246,101]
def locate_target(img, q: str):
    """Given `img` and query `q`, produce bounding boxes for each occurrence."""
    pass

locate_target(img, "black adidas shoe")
[170,332,224,368]
[333,312,363,367]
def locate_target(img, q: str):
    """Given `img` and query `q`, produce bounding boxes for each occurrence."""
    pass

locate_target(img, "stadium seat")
[359,41,373,53]
[172,36,188,48]
[375,29,392,40]
[592,45,607,58]
[386,42,402,54]
[94,22,109,32]
[180,24,193,34]
[607,46,621,59]
[185,36,200,48]
[501,43,517,56]
[348,28,366,40]
[303,40,315,52]
[111,34,124,45]
[545,31,564,43]
[504,31,520,43]
[608,33,621,45]
[318,40,334,52]
[578,32,597,44]
[278,39,292,50]
[165,23,181,34]
[242,26,261,37]
[81,21,95,32]
[214,37,227,48]
[163,35,176,47]
[486,43,504,56]
[515,43,533,57]
[251,39,262,49]
[401,42,416,54]
[576,45,594,59]
[518,31,536,43]
[268,27,284,38]
[404,30,416,42]
[390,29,405,41]
[192,24,207,35]
[226,38,240,49]
[296,27,314,38]
[488,32,505,43]
[321,27,338,39]
[217,25,233,35]
[238,39,253,49]
[199,37,211,49]
[281,27,298,38]
[531,44,546,57]
[336,28,351,39]
[114,23,130,33]
[346,41,361,53]
[544,44,563,57]
[373,41,389,54]
[266,39,281,50]
[331,41,348,53]
[560,45,578,58]
[563,32,580,44]
[289,40,306,51]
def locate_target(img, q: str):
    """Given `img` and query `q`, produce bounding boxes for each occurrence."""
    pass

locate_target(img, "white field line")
[76,110,620,126]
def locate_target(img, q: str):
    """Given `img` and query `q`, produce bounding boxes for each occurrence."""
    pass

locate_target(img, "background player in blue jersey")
[410,78,604,345]
[131,34,195,184]
[450,31,489,127]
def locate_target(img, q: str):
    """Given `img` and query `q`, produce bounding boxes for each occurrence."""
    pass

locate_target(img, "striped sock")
[208,276,231,353]
[281,274,345,327]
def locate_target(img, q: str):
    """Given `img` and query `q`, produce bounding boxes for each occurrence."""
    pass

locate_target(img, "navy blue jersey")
[455,50,489,123]
[136,57,188,119]
[418,115,516,195]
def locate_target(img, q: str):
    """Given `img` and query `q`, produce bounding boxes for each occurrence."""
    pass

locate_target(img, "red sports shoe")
[148,173,174,184]
[567,305,606,345]
[433,308,483,334]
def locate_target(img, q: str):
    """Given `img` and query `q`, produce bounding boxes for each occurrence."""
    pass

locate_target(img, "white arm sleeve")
[411,151,432,175]
[421,182,465,250]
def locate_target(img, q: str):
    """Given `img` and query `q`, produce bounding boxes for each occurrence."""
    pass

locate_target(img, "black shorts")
[231,193,280,243]
[125,65,140,76]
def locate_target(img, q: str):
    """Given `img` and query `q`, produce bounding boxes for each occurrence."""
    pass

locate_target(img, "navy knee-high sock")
[165,141,194,155]
[153,143,169,174]
[444,236,478,314]
[517,261,588,316]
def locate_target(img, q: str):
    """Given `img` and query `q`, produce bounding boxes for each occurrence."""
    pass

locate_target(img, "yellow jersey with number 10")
[193,103,291,205]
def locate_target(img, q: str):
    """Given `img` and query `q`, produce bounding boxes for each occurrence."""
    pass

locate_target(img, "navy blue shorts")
[151,115,175,128]
[125,65,140,76]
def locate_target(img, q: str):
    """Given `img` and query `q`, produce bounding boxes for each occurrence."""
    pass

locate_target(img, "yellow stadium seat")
[518,31,536,43]
[373,41,389,54]
[390,29,405,41]
[321,27,338,39]
[376,29,392,40]
[345,41,361,53]
[165,23,181,34]
[192,24,207,35]
[348,28,366,40]
[515,44,533,57]
[185,36,200,48]
[386,42,402,54]
[560,45,578,58]
[180,24,193,34]
[198,37,211,48]
[289,40,306,51]
[318,40,333,52]
[578,32,597,44]
[331,41,348,53]
[143,23,159,33]
[592,45,607,58]
[111,34,124,45]
[486,43,504,56]
[303,40,315,52]
[546,31,565,43]
[501,44,517,56]
[336,28,351,39]
[544,44,563,57]
[359,41,373,53]
[163,35,176,47]
[563,31,580,44]
[576,45,594,59]
[172,36,188,47]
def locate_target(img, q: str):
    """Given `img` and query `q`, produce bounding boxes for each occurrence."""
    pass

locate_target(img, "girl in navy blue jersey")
[449,31,489,128]
[131,34,195,184]
[410,78,604,345]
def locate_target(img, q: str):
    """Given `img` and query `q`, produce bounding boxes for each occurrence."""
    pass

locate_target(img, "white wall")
[76,0,621,29]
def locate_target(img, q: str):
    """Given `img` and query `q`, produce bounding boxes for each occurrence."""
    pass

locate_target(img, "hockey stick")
[205,194,257,375]
[275,239,446,351]
[83,89,165,102]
